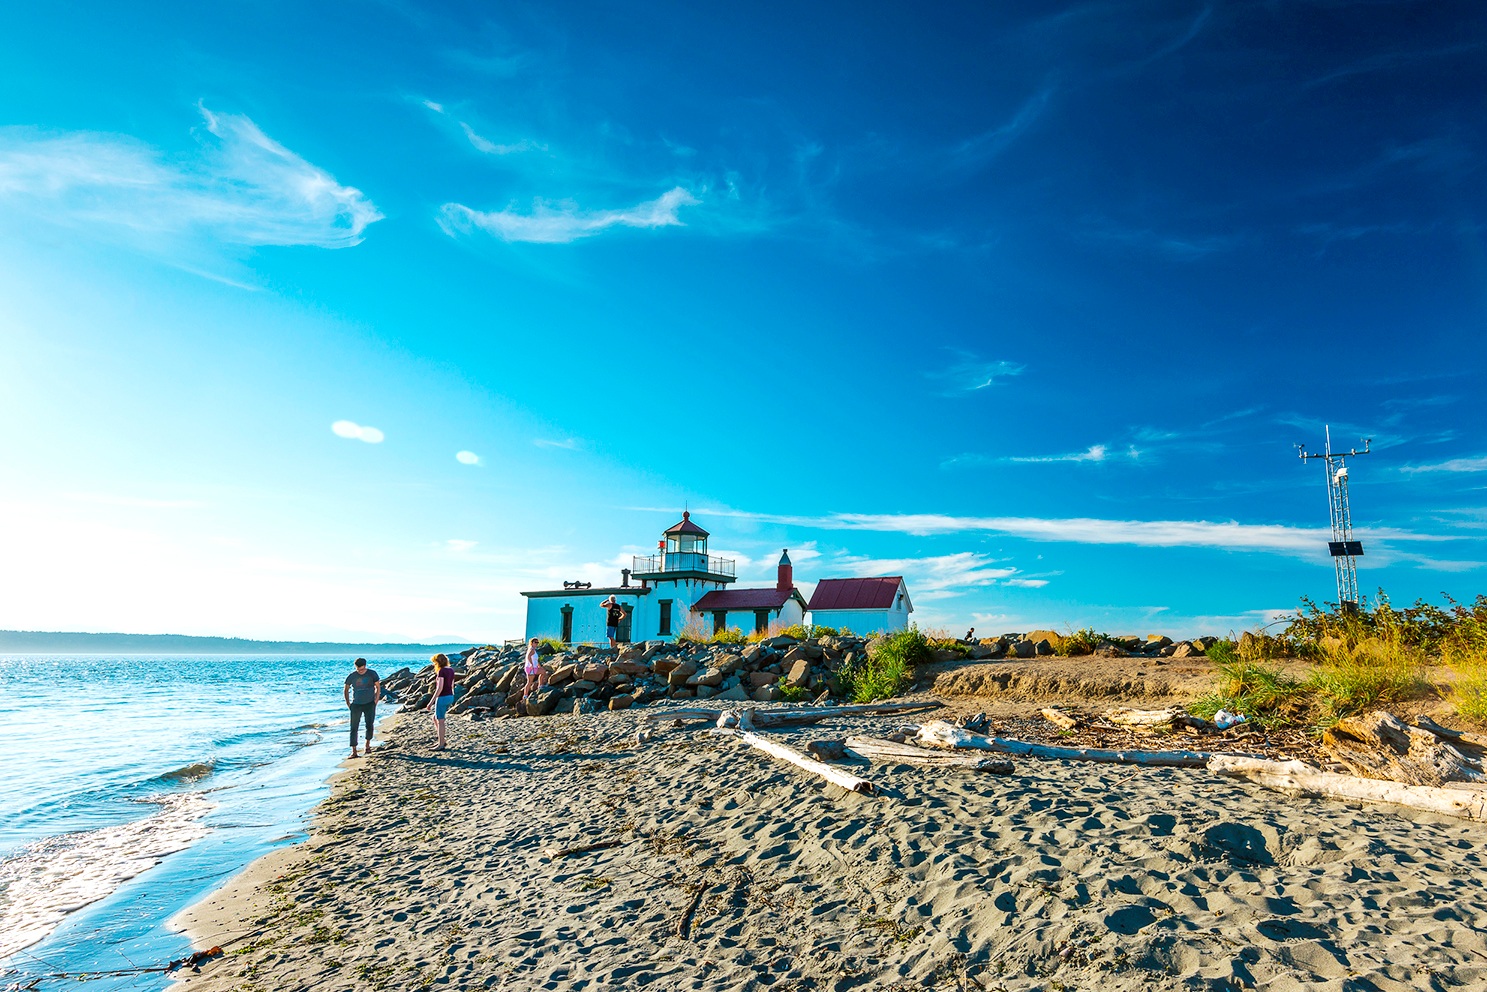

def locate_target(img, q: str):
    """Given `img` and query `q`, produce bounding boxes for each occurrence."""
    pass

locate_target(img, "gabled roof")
[664,510,709,537]
[692,586,805,612]
[806,576,905,611]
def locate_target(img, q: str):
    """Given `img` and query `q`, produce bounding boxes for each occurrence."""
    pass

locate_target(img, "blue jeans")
[349,702,376,747]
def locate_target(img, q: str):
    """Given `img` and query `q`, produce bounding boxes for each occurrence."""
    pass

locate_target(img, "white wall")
[524,575,732,643]
[808,603,909,635]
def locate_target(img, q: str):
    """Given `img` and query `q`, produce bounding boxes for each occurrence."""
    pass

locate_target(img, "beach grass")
[839,626,933,702]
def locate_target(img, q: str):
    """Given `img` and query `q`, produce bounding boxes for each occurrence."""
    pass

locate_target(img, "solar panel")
[1328,541,1364,557]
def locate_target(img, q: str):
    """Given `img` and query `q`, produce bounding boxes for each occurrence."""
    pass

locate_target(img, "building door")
[754,610,769,634]
[560,606,573,643]
[712,610,726,634]
[617,605,633,644]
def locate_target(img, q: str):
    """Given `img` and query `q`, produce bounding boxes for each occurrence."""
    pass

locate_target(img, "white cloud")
[820,551,1016,595]
[331,420,384,444]
[1010,444,1109,464]
[688,507,1453,556]
[1004,578,1049,588]
[0,106,380,249]
[533,437,579,450]
[455,450,481,465]
[446,539,478,552]
[929,354,1026,393]
[438,186,700,244]
[1402,455,1487,474]
[458,122,547,156]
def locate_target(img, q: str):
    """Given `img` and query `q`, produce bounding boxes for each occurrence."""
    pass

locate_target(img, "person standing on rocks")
[602,596,624,650]
[426,653,456,750]
[343,658,381,758]
[519,637,548,711]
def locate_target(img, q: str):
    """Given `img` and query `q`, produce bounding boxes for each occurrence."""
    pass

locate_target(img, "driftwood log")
[1209,754,1487,823]
[915,720,1214,768]
[1041,707,1079,731]
[1415,714,1487,750]
[1322,711,1486,787]
[845,736,1014,774]
[723,729,877,795]
[646,700,943,727]
[1103,706,1208,731]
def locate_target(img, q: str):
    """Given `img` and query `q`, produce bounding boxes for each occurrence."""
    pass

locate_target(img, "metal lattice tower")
[1296,426,1371,610]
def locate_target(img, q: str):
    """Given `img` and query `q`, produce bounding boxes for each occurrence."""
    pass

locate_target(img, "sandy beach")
[173,690,1487,992]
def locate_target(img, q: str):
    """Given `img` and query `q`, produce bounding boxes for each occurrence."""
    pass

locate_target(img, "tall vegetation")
[838,625,934,702]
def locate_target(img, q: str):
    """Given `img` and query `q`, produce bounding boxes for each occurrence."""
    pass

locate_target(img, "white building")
[806,576,913,634]
[691,549,807,635]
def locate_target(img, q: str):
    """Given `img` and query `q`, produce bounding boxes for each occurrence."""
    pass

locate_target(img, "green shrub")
[838,626,933,702]
[776,623,811,641]
[810,624,839,638]
[1190,661,1305,729]
[1053,627,1101,657]
[777,684,808,702]
[1442,598,1487,722]
[1205,638,1239,666]
[1304,634,1428,725]
[537,637,566,655]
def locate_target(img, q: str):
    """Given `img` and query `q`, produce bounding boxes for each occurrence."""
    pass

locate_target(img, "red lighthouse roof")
[663,510,709,537]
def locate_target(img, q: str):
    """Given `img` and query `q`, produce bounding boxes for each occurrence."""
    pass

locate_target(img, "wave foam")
[0,793,213,961]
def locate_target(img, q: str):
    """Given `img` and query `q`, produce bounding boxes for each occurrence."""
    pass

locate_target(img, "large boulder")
[652,656,683,675]
[751,685,784,703]
[1172,641,1203,658]
[608,694,634,711]
[715,653,744,675]
[548,664,578,687]
[969,638,1007,660]
[714,685,749,702]
[784,658,812,688]
[609,660,650,677]
[1033,639,1055,656]
[747,671,780,687]
[688,667,725,688]
[526,687,561,716]
[1011,639,1036,659]
[1147,635,1174,649]
[741,644,764,666]
[579,663,609,683]
[667,660,699,688]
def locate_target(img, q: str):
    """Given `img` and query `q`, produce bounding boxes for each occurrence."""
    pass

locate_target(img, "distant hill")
[0,630,483,655]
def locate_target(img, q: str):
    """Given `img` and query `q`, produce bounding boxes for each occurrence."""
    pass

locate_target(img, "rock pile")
[381,634,877,720]
[378,630,1225,721]
[966,632,1221,660]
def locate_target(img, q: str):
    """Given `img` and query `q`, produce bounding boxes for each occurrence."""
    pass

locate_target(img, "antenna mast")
[1296,426,1371,610]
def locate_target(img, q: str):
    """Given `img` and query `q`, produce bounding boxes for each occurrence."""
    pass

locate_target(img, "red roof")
[664,511,709,537]
[692,587,800,611]
[806,577,904,611]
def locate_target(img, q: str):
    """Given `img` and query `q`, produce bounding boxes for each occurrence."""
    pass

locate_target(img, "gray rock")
[1011,639,1036,659]
[688,667,725,688]
[666,660,698,687]
[526,687,561,716]
[783,659,812,688]
[806,740,848,761]
[751,685,784,703]
[714,685,749,701]
[695,685,717,699]
[1034,638,1055,656]
[608,694,634,710]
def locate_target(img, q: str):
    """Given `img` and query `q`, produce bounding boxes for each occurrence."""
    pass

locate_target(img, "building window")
[896,593,903,609]
[754,610,769,634]
[713,610,726,634]
[659,600,673,636]
[560,605,573,643]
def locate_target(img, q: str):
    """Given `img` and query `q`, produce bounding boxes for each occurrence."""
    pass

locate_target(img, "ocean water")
[0,653,427,990]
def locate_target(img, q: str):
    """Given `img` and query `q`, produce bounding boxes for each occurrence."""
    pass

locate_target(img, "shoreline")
[170,696,1487,991]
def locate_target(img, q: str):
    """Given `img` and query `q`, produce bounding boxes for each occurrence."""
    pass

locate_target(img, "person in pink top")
[426,653,456,750]
[519,637,548,713]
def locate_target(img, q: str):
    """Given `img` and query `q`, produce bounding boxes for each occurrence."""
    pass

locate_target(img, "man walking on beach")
[344,658,381,758]
[602,596,624,650]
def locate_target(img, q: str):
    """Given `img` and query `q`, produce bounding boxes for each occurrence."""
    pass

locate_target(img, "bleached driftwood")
[1041,707,1079,731]
[725,729,877,795]
[915,720,1212,768]
[1415,715,1487,750]
[645,700,943,727]
[1322,710,1486,786]
[845,736,1014,774]
[1209,754,1487,822]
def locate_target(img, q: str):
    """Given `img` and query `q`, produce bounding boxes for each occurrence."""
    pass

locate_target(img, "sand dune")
[176,705,1487,991]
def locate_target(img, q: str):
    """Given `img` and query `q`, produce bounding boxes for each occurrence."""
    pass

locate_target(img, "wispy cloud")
[1009,444,1111,464]
[927,352,1025,394]
[0,106,380,250]
[446,539,478,552]
[438,187,700,244]
[332,420,384,444]
[1004,577,1050,588]
[533,437,580,450]
[943,87,1054,176]
[458,122,547,156]
[1402,455,1487,474]
[683,506,1453,556]
[455,450,481,465]
[821,551,1017,600]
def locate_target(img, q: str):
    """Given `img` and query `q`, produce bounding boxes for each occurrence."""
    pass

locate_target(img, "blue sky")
[1,1,1484,642]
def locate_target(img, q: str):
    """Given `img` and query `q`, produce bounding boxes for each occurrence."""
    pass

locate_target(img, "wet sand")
[175,704,1487,991]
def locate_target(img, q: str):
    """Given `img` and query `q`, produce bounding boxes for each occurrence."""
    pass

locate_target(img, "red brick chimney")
[777,549,792,592]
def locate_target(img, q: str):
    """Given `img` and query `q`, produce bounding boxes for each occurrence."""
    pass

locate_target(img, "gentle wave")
[0,794,213,961]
